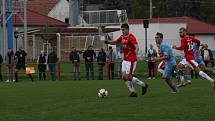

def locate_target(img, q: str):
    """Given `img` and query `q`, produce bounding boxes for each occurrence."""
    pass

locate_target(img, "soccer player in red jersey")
[105,23,148,97]
[172,28,215,89]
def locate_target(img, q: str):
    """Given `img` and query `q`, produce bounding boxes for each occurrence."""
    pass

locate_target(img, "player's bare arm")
[104,40,118,45]
[153,55,168,62]
[134,44,139,54]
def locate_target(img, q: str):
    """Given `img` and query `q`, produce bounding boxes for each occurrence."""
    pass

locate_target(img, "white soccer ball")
[98,88,108,98]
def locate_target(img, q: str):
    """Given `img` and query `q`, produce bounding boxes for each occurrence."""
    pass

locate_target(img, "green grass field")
[0,78,215,121]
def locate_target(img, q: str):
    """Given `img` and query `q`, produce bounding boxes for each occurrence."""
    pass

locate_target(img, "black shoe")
[129,92,138,97]
[142,84,148,95]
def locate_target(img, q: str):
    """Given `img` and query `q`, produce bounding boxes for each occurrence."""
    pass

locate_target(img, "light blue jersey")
[160,41,176,78]
[193,43,205,66]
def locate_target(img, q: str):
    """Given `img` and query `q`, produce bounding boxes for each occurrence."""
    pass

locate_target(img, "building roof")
[27,0,60,15]
[13,10,69,27]
[128,17,215,34]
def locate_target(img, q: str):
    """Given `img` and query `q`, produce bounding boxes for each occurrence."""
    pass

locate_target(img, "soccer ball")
[98,89,108,98]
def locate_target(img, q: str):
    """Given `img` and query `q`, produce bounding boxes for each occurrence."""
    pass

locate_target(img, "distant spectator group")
[70,45,122,80]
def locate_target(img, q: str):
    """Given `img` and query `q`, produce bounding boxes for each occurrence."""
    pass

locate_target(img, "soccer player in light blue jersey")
[153,32,178,93]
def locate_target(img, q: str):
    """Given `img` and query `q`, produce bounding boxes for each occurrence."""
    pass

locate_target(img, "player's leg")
[164,65,178,93]
[199,64,215,74]
[178,67,192,87]
[15,64,21,82]
[183,67,192,85]
[122,61,136,96]
[188,60,215,89]
[158,61,165,75]
[175,59,187,85]
[130,61,148,95]
[23,65,34,82]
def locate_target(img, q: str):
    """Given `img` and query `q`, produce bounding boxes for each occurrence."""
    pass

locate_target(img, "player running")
[153,32,178,93]
[172,27,215,89]
[104,23,148,97]
[178,43,215,87]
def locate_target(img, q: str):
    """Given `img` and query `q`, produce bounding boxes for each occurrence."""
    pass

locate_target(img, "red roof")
[128,17,215,34]
[13,10,69,27]
[27,0,60,15]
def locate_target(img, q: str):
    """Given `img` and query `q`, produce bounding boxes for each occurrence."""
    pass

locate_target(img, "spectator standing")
[116,51,123,79]
[83,45,96,80]
[97,48,106,80]
[107,46,116,80]
[5,49,15,82]
[201,44,214,67]
[15,46,34,82]
[47,48,58,81]
[69,47,81,80]
[147,44,157,79]
[37,50,47,80]
[0,53,3,81]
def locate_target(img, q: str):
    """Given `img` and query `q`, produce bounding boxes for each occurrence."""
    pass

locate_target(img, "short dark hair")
[121,23,129,29]
[156,32,163,38]
[179,27,187,32]
[109,46,112,50]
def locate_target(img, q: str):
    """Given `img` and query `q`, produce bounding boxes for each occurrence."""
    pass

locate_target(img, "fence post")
[58,63,61,80]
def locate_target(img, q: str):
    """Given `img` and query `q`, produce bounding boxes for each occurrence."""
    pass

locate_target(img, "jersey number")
[187,41,193,51]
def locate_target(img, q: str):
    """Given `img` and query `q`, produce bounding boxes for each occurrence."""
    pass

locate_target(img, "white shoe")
[148,77,152,80]
[12,80,16,82]
[5,80,10,82]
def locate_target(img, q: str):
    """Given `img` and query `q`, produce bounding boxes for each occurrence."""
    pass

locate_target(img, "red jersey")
[116,33,138,62]
[175,35,200,60]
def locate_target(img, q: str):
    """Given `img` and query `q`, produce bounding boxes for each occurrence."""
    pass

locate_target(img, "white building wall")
[48,0,69,22]
[112,23,187,56]
[194,35,215,50]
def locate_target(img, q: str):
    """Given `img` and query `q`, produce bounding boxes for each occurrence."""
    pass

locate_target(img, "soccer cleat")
[171,90,178,94]
[142,84,148,95]
[177,83,185,88]
[5,80,10,83]
[129,92,138,97]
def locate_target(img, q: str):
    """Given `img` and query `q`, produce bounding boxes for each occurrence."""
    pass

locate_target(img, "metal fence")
[80,10,128,26]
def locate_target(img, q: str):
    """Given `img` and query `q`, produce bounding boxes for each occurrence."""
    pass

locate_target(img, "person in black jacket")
[147,44,157,79]
[15,46,34,82]
[70,47,81,80]
[47,48,58,81]
[5,49,15,82]
[0,53,3,81]
[37,50,47,80]
[83,45,96,80]
[201,44,214,67]
[97,48,106,80]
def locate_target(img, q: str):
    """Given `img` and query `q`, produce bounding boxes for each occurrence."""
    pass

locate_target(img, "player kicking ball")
[104,23,148,97]
[152,32,178,93]
[172,28,215,90]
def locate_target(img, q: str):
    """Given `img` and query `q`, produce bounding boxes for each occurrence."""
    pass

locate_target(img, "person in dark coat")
[37,50,47,80]
[107,46,116,80]
[70,47,81,80]
[47,48,58,81]
[147,44,157,79]
[15,46,34,82]
[83,45,96,80]
[5,49,15,82]
[97,48,106,80]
